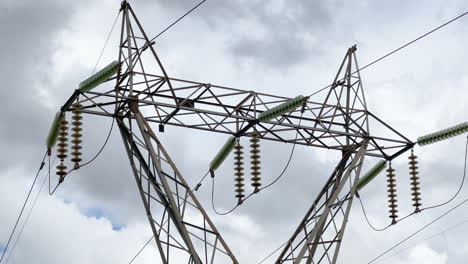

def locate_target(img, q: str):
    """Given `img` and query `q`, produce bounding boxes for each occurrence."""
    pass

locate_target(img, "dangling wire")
[360,135,468,232]
[423,134,468,211]
[0,151,47,263]
[4,156,57,263]
[49,117,115,195]
[211,110,305,216]
[211,176,239,216]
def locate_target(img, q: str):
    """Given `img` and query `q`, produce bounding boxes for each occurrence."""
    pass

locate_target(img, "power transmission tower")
[275,47,370,264]
[58,2,414,263]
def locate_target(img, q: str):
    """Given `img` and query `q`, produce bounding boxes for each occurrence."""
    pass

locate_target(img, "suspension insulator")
[233,141,245,204]
[386,163,398,224]
[71,103,83,167]
[250,132,261,193]
[409,150,421,212]
[56,119,69,182]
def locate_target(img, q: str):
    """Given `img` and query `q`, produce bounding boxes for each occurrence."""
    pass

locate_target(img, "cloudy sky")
[1,0,468,263]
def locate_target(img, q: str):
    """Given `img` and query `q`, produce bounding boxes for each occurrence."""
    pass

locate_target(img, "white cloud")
[390,244,448,264]
[2,0,468,263]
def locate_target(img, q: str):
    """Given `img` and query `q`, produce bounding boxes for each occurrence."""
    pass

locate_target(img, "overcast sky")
[1,0,468,263]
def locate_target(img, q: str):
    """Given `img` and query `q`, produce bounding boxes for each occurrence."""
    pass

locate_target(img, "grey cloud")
[156,0,335,69]
[2,0,468,263]
[0,0,84,168]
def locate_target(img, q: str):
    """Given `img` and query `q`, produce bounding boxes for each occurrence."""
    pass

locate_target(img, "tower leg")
[117,102,239,264]
[276,140,368,264]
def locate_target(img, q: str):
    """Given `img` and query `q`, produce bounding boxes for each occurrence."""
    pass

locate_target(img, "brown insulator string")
[70,103,83,168]
[233,141,245,204]
[250,131,261,193]
[409,149,421,212]
[56,118,69,183]
[386,163,398,224]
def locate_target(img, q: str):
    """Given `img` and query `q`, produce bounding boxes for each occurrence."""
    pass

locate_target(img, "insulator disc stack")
[56,118,69,183]
[71,103,83,168]
[233,141,245,204]
[250,132,261,193]
[408,150,421,212]
[386,163,398,224]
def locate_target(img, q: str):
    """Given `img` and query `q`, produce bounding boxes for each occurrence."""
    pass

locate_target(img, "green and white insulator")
[257,95,306,122]
[46,111,64,149]
[209,136,236,171]
[417,122,468,146]
[356,160,387,192]
[79,61,120,92]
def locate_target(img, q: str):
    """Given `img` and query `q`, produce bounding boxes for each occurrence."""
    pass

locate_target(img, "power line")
[149,0,207,43]
[211,111,304,216]
[367,197,468,264]
[128,235,154,264]
[423,135,468,210]
[0,151,47,263]
[358,11,468,73]
[257,240,288,264]
[122,6,467,264]
[49,117,115,195]
[4,157,57,263]
[309,10,468,97]
[359,135,468,232]
[375,218,468,263]
[124,3,209,261]
[92,12,121,75]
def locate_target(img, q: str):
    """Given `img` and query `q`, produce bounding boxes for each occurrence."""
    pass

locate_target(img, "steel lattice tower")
[58,2,414,263]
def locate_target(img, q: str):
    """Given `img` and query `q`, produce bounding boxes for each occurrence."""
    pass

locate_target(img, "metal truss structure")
[275,142,367,264]
[59,1,414,263]
[118,103,238,263]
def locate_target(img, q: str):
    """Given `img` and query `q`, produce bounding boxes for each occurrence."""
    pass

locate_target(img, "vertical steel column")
[117,100,239,264]
[132,105,202,264]
[118,118,169,263]
[123,2,134,96]
[276,140,368,264]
